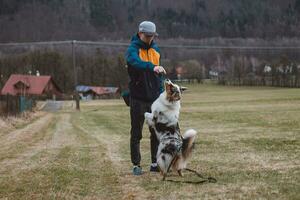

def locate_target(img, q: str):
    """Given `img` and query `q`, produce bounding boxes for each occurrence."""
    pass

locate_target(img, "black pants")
[130,97,159,166]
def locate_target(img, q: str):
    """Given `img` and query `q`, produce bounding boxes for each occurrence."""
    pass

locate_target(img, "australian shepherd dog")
[145,79,197,180]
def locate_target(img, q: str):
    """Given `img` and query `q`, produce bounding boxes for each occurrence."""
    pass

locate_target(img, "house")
[209,70,219,79]
[76,85,119,100]
[1,74,62,98]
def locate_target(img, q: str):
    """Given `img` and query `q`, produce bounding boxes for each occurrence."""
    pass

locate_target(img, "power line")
[0,40,300,50]
[0,41,72,46]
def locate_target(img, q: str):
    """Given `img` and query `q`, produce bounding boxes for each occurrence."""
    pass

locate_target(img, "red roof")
[90,87,108,95]
[1,74,61,96]
[76,86,119,95]
[90,86,119,95]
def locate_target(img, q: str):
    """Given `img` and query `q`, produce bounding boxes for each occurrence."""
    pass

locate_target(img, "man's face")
[139,32,154,45]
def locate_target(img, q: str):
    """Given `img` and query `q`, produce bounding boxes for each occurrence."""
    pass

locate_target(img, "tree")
[181,60,205,83]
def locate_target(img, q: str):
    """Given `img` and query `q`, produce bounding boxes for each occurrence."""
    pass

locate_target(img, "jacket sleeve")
[126,45,155,71]
[155,46,164,93]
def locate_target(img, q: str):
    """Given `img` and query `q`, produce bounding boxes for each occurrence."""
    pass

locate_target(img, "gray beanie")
[138,21,158,36]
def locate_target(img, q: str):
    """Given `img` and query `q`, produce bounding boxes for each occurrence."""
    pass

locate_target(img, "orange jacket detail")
[138,48,160,66]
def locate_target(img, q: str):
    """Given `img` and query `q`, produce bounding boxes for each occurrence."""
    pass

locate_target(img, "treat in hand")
[153,66,166,74]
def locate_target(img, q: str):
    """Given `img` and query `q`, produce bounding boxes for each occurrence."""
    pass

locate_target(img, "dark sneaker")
[150,165,160,172]
[133,166,142,175]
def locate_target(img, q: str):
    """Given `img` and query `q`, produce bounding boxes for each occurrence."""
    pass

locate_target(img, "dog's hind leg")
[162,173,167,181]
[173,158,184,177]
[160,169,167,181]
[177,169,183,177]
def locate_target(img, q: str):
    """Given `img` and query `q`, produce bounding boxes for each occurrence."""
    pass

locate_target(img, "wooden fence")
[0,95,35,116]
[218,75,300,87]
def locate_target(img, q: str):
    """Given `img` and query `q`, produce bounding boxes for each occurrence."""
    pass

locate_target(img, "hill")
[0,0,300,42]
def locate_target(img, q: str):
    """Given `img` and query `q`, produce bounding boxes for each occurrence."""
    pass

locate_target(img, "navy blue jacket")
[126,34,164,102]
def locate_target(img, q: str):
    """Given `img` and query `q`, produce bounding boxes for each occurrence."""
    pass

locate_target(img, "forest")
[0,0,300,42]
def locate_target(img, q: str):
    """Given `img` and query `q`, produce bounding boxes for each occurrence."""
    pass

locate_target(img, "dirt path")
[96,133,151,200]
[1,96,153,199]
[48,113,79,148]
[0,112,80,176]
[74,122,153,200]
[0,113,53,153]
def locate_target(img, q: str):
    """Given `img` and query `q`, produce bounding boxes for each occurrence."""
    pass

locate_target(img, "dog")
[145,79,197,180]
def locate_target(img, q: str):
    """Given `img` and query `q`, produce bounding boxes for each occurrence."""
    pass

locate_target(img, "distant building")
[1,74,62,98]
[209,70,219,79]
[76,85,119,100]
[176,66,184,80]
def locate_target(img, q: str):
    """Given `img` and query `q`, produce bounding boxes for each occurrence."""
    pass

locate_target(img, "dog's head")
[164,79,187,102]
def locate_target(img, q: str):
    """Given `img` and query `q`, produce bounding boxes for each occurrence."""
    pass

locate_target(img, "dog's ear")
[180,86,187,92]
[164,79,171,86]
[164,79,172,92]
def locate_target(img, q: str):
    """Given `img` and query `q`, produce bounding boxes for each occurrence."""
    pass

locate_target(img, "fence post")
[72,40,80,110]
[6,94,9,117]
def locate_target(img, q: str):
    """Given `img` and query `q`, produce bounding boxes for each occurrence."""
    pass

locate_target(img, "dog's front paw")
[144,112,152,121]
[144,112,154,126]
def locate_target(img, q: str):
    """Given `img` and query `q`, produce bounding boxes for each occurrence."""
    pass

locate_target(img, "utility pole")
[72,40,80,110]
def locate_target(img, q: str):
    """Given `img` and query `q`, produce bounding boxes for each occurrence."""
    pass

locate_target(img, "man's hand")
[153,66,166,74]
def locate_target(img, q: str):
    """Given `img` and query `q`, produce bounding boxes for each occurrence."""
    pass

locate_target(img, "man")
[125,21,166,175]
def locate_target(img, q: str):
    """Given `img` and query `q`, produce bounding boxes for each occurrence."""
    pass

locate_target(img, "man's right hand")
[153,66,166,74]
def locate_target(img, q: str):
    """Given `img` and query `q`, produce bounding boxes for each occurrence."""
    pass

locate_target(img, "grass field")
[0,84,299,199]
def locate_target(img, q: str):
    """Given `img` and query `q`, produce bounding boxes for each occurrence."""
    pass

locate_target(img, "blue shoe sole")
[133,166,142,175]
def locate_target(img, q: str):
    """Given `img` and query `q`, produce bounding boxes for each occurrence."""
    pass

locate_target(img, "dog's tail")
[173,129,197,171]
[182,129,197,159]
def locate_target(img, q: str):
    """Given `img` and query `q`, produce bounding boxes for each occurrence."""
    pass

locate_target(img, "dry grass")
[0,111,46,135]
[0,84,299,199]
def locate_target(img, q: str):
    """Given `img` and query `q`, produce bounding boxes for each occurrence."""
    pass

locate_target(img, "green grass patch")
[241,138,300,152]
